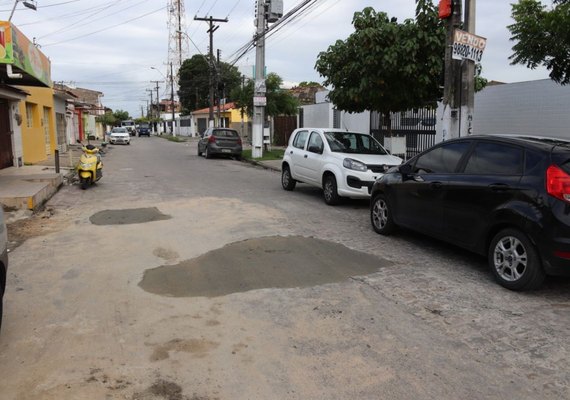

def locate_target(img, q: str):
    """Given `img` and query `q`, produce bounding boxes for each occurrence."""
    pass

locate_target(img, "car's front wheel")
[488,228,546,291]
[281,166,296,191]
[323,174,341,205]
[370,194,396,235]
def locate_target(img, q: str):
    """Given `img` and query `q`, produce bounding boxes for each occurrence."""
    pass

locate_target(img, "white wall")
[10,101,23,167]
[474,79,570,140]
[341,110,370,133]
[300,102,333,128]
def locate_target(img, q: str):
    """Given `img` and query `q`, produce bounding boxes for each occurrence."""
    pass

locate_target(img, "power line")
[43,5,164,47]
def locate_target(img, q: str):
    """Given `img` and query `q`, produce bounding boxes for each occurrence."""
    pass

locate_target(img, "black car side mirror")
[399,164,412,175]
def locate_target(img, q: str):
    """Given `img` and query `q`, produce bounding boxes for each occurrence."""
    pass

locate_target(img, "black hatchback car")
[370,135,570,291]
[197,128,243,160]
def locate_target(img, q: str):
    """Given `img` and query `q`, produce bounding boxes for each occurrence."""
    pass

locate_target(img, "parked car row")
[280,128,570,291]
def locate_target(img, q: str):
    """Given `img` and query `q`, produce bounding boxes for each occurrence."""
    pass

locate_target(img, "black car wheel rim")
[372,199,388,229]
[493,236,527,282]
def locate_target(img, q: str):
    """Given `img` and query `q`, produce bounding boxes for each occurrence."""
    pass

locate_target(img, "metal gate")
[371,108,437,159]
[0,101,13,169]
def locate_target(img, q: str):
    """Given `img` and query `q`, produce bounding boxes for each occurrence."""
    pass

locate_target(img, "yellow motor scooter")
[77,144,102,190]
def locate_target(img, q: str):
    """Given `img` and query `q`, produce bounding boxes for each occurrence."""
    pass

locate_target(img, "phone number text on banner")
[452,29,487,63]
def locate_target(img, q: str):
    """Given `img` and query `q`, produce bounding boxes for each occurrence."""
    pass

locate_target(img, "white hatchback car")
[109,127,131,145]
[281,128,403,205]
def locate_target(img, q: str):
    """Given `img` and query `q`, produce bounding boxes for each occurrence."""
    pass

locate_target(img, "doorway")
[0,101,13,169]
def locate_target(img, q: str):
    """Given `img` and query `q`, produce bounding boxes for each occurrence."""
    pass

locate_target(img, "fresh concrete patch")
[139,235,391,297]
[90,207,171,226]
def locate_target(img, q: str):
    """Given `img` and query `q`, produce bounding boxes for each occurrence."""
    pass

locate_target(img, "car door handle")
[289,150,293,154]
[430,182,443,189]
[489,183,509,192]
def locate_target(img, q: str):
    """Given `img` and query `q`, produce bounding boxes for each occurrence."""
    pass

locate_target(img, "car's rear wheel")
[205,146,212,159]
[489,228,546,291]
[282,166,296,191]
[371,194,396,235]
[197,145,202,156]
[323,174,341,205]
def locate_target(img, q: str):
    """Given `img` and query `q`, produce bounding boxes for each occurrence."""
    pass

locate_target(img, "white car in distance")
[281,128,403,205]
[109,127,131,145]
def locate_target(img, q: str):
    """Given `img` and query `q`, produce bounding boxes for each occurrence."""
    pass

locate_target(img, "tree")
[509,0,570,84]
[315,1,445,133]
[178,54,242,114]
[96,111,116,127]
[113,110,130,123]
[230,73,299,118]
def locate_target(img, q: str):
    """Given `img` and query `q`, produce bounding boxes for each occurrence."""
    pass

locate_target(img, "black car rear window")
[464,142,523,175]
[213,130,238,137]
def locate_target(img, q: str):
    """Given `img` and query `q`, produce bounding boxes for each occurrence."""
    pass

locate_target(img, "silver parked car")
[197,128,243,160]
[0,207,8,331]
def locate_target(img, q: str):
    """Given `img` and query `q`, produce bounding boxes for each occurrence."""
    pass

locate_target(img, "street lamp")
[9,0,37,21]
[151,66,176,136]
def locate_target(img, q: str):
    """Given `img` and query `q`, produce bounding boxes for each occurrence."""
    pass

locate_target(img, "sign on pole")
[452,29,487,63]
[253,96,266,106]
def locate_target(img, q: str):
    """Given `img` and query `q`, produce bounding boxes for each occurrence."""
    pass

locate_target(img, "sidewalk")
[0,143,90,211]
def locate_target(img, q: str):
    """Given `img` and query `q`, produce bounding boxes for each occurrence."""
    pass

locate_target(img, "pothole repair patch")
[139,236,391,297]
[90,207,171,226]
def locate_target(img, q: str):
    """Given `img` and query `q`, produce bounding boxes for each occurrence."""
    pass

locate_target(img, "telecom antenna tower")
[167,0,190,93]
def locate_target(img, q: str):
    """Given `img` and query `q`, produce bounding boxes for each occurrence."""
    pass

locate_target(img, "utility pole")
[252,0,267,158]
[194,15,228,127]
[170,62,176,136]
[146,89,154,118]
[217,48,222,127]
[252,0,283,158]
[460,0,476,137]
[441,0,462,141]
[151,80,162,133]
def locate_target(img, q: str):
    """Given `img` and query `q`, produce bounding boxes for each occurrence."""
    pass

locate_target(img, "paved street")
[1,136,570,400]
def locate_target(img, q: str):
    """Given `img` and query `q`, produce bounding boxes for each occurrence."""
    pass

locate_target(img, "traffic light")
[439,0,452,19]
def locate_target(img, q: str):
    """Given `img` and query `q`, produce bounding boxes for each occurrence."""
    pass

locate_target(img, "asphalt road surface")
[1,136,570,400]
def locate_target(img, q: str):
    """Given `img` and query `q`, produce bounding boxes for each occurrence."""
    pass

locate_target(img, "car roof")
[446,135,570,152]
[294,128,365,134]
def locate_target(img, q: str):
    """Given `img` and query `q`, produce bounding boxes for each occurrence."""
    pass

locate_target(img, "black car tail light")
[546,165,570,203]
[208,135,216,143]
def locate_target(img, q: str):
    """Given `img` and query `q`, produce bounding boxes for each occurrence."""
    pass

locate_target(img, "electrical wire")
[42,5,165,47]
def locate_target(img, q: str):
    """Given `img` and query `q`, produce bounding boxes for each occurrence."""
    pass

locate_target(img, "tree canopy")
[315,1,445,120]
[231,73,299,118]
[178,54,242,114]
[509,0,570,84]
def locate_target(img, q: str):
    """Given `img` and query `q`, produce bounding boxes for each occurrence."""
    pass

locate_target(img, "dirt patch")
[90,207,171,226]
[132,379,216,400]
[139,236,391,298]
[149,338,220,362]
[6,207,68,250]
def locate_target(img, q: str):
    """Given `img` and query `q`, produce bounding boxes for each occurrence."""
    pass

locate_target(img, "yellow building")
[17,86,56,164]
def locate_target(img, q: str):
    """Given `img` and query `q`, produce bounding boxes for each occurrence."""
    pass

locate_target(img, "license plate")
[221,149,231,153]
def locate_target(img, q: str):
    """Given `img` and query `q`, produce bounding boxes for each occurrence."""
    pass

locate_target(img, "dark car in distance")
[197,128,243,160]
[138,123,151,137]
[370,135,570,291]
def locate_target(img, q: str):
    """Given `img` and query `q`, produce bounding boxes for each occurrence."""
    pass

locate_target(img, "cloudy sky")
[3,0,551,117]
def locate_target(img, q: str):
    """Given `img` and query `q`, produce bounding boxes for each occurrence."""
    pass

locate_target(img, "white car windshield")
[112,128,127,133]
[324,132,388,155]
